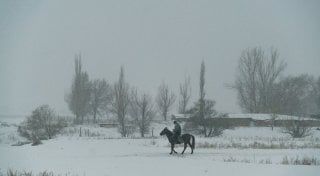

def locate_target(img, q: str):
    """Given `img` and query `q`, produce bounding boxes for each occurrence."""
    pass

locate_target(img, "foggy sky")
[1,0,320,115]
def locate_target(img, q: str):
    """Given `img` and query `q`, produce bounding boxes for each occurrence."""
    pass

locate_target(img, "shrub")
[38,171,54,176]
[1,169,75,176]
[223,156,237,162]
[282,120,312,138]
[18,105,67,144]
[21,171,33,176]
[7,169,18,176]
[184,113,231,137]
[117,123,135,137]
[281,156,318,165]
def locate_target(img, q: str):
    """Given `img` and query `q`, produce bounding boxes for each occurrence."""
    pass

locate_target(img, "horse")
[160,127,195,155]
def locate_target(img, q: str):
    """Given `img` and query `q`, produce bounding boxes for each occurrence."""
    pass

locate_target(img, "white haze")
[0,0,319,115]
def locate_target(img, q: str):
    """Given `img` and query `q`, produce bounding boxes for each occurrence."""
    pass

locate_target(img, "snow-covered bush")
[18,105,67,144]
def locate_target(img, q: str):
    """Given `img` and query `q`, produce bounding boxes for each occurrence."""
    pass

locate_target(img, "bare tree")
[269,84,283,130]
[130,89,154,137]
[186,61,222,137]
[274,74,315,116]
[268,75,315,129]
[267,74,318,127]
[257,48,287,113]
[233,47,286,113]
[156,82,176,121]
[111,66,130,137]
[199,61,207,135]
[282,119,312,138]
[65,54,91,124]
[90,79,112,123]
[178,76,191,116]
[270,113,278,131]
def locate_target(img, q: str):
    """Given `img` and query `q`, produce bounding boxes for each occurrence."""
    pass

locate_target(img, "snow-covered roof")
[171,114,191,119]
[172,113,317,121]
[227,113,316,121]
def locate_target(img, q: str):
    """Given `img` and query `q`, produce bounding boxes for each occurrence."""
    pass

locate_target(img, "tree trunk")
[93,110,97,123]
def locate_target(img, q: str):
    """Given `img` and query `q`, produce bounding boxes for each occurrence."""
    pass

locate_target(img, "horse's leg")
[170,143,174,155]
[188,142,193,154]
[181,142,187,154]
[173,144,178,154]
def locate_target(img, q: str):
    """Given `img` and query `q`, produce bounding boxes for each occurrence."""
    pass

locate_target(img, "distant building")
[171,113,320,127]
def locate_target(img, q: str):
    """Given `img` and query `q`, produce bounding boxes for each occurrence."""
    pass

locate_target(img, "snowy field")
[1,116,320,176]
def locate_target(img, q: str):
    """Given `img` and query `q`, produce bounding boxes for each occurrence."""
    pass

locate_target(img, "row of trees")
[65,47,320,138]
[65,54,221,137]
[233,47,320,117]
[65,55,194,137]
[16,47,318,143]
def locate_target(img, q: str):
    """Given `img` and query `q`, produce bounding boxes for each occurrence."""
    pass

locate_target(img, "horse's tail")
[191,135,195,150]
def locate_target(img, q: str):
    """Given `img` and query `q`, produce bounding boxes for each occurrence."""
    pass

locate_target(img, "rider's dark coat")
[173,122,181,136]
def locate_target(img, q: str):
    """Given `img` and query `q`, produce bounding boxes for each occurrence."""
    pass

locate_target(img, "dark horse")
[160,127,195,155]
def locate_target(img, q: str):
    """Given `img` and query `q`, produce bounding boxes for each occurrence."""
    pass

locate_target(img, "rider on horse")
[160,124,195,154]
[173,120,182,144]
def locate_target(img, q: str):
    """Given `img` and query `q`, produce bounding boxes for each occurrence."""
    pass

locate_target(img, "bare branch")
[178,76,191,115]
[156,82,176,121]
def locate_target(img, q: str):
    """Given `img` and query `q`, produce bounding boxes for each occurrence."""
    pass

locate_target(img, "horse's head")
[160,127,169,136]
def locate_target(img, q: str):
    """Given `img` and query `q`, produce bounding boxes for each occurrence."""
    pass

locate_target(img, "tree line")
[64,51,224,137]
[64,55,182,137]
[64,47,320,137]
[17,46,320,143]
[232,47,320,117]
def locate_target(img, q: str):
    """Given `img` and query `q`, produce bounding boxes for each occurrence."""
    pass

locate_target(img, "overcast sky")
[0,0,319,115]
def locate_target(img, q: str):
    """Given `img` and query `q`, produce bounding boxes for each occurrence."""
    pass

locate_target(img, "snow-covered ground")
[1,115,320,176]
